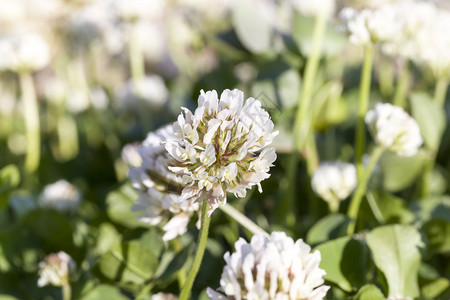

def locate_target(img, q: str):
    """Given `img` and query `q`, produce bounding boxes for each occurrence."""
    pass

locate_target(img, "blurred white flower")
[365,103,423,157]
[207,232,329,300]
[38,251,75,287]
[128,125,198,241]
[121,142,142,167]
[66,89,90,113]
[339,6,400,46]
[290,0,335,18]
[165,89,278,214]
[151,292,178,300]
[311,162,357,211]
[0,32,51,72]
[89,86,109,110]
[38,180,81,213]
[116,75,169,112]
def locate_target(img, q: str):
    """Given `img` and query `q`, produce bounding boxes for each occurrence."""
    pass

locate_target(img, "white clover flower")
[365,103,423,157]
[311,162,357,212]
[38,180,81,213]
[165,89,278,214]
[0,33,51,73]
[116,75,169,112]
[128,125,199,241]
[151,292,178,300]
[339,6,400,46]
[121,142,142,167]
[290,0,335,18]
[38,252,76,287]
[207,232,329,300]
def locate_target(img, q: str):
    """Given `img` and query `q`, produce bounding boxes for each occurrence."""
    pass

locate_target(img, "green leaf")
[0,164,20,197]
[24,209,74,250]
[315,236,368,292]
[422,278,450,300]
[98,241,158,285]
[369,191,414,224]
[352,284,385,300]
[81,284,128,300]
[106,184,143,228]
[95,223,120,255]
[157,245,191,283]
[422,219,450,253]
[410,92,446,151]
[306,213,350,245]
[366,225,422,298]
[379,150,427,192]
[231,0,272,54]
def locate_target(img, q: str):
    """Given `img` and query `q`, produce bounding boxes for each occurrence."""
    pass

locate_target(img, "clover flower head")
[38,251,75,287]
[0,32,50,72]
[311,161,357,211]
[207,232,329,300]
[365,103,423,157]
[128,125,198,241]
[165,89,278,214]
[339,5,400,46]
[290,0,335,18]
[387,296,413,300]
[38,180,81,213]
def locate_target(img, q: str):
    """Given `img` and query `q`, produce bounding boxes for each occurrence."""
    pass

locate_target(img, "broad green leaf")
[379,150,427,192]
[422,278,450,300]
[315,236,368,292]
[24,209,74,250]
[156,245,191,283]
[369,191,414,224]
[366,225,422,298]
[232,0,272,54]
[0,164,20,197]
[81,284,128,300]
[306,213,350,245]
[98,241,158,285]
[410,92,446,151]
[106,184,143,228]
[0,296,19,300]
[95,223,120,255]
[352,284,385,300]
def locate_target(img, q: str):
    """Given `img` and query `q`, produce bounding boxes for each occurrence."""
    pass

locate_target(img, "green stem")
[293,12,327,151]
[129,24,145,92]
[20,72,40,173]
[220,203,269,237]
[179,200,211,300]
[392,60,410,108]
[62,282,71,300]
[355,44,375,178]
[366,191,385,224]
[347,146,384,235]
[277,153,298,227]
[434,77,448,107]
[379,55,394,98]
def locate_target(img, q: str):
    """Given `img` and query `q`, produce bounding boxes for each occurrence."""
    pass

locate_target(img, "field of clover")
[1,0,450,299]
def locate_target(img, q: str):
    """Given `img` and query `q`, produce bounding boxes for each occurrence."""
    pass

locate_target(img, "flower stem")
[179,200,211,300]
[355,44,374,178]
[62,282,71,300]
[220,203,269,237]
[434,77,448,107]
[19,72,40,173]
[347,146,384,235]
[129,24,145,92]
[392,59,410,108]
[293,12,327,151]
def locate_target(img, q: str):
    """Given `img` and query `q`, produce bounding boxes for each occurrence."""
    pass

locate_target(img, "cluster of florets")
[311,162,357,211]
[38,180,81,213]
[164,89,278,213]
[37,252,75,287]
[339,1,450,79]
[207,232,330,300]
[365,103,423,157]
[128,125,198,241]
